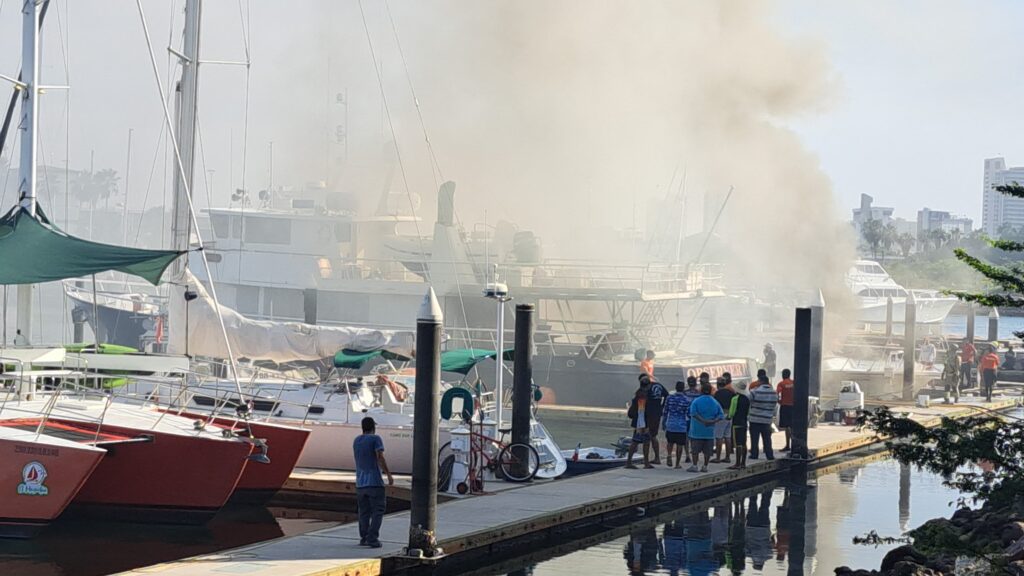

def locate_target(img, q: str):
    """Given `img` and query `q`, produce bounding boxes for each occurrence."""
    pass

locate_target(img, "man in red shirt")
[960,341,977,390]
[979,347,999,402]
[776,369,795,452]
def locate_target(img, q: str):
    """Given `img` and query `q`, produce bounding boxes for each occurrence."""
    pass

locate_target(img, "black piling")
[791,307,811,460]
[302,288,318,325]
[511,304,535,477]
[903,292,917,401]
[409,288,442,557]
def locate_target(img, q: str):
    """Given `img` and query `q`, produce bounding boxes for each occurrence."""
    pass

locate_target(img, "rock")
[952,507,976,527]
[1008,535,1024,562]
[890,560,939,576]
[881,545,929,572]
[834,568,878,576]
[1004,522,1024,547]
[1009,559,1024,576]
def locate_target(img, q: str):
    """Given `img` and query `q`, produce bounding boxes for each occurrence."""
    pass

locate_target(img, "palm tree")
[860,218,884,259]
[896,232,915,258]
[928,228,949,251]
[880,223,897,260]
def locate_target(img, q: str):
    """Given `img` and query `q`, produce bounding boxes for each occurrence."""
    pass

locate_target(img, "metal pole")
[791,308,811,460]
[903,291,917,401]
[885,296,893,339]
[511,304,534,459]
[15,0,42,344]
[123,127,133,246]
[495,298,505,427]
[988,307,999,343]
[409,288,441,557]
[91,274,101,345]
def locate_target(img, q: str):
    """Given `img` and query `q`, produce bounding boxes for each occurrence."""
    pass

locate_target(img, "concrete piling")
[966,303,975,343]
[989,307,999,343]
[885,296,893,339]
[903,291,917,401]
[409,288,442,557]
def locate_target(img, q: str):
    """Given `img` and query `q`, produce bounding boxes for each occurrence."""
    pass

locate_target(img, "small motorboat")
[561,442,629,476]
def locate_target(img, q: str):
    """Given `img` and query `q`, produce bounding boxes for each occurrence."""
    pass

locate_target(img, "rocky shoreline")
[835,503,1024,576]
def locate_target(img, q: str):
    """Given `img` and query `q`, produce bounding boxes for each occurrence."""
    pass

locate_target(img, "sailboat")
[0,0,260,526]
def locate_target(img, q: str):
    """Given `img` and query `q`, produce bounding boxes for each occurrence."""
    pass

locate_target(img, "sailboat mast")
[17,0,41,215]
[169,0,202,275]
[15,0,44,344]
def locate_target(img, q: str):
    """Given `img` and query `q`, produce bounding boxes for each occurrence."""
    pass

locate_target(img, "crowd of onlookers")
[626,362,796,472]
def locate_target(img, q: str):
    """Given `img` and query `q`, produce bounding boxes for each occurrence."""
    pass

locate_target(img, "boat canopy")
[0,206,184,285]
[333,348,412,369]
[440,348,514,375]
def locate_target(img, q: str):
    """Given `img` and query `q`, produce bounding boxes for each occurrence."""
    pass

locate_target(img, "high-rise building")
[982,157,1024,236]
[918,208,972,237]
[851,193,893,233]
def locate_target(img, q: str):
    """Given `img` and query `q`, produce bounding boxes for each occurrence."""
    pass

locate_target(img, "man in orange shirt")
[776,369,795,452]
[979,347,999,402]
[960,341,977,390]
[640,350,655,378]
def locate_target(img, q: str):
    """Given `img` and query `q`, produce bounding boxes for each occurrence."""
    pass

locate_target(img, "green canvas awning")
[333,348,411,369]
[440,348,514,375]
[0,205,184,285]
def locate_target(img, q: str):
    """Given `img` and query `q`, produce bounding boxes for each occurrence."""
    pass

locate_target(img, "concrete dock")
[120,398,1018,576]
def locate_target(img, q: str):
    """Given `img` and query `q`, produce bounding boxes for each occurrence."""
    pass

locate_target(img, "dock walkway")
[121,398,1018,576]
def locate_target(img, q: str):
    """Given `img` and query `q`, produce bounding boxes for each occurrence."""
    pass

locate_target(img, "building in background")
[851,193,893,233]
[982,157,1024,236]
[917,207,972,237]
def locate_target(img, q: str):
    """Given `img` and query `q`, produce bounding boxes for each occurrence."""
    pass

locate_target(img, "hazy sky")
[0,1,1018,229]
[778,0,1024,223]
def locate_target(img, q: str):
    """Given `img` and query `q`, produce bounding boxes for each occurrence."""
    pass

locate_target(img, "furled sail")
[170,269,415,363]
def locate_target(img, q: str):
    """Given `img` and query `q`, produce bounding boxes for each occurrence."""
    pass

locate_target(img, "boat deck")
[119,397,1019,576]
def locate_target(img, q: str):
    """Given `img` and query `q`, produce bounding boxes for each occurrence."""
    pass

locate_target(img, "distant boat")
[847,260,957,325]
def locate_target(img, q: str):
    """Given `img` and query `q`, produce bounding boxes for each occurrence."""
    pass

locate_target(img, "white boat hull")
[858,295,957,325]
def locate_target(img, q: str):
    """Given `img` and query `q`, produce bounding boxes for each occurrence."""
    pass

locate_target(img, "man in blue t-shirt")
[353,417,394,548]
[688,382,725,473]
[662,381,692,468]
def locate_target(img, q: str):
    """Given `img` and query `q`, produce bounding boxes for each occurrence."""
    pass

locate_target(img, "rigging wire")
[134,0,245,399]
[234,0,250,285]
[132,120,167,245]
[357,0,430,284]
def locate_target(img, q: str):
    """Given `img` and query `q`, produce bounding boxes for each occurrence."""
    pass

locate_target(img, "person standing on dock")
[748,379,778,460]
[728,381,751,470]
[960,340,977,391]
[776,369,795,452]
[353,416,394,548]
[920,338,937,370]
[762,343,777,379]
[687,382,725,473]
[712,376,735,464]
[663,380,692,468]
[980,347,999,402]
[626,380,653,469]
[645,375,668,465]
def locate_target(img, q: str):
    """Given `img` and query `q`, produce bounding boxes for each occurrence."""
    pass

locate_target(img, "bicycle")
[438,425,540,494]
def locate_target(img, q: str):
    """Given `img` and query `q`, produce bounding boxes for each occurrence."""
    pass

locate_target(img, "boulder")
[881,546,929,572]
[890,561,940,576]
[1004,522,1024,547]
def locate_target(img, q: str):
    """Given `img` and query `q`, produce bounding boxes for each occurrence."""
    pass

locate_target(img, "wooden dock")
[119,397,1019,576]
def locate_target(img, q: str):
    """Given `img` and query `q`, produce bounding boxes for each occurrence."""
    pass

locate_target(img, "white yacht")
[847,260,957,325]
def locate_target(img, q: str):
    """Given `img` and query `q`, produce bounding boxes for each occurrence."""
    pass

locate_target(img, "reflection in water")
[0,504,347,576]
[478,459,959,576]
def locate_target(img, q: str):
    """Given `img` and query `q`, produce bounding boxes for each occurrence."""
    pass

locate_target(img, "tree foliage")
[863,407,1024,510]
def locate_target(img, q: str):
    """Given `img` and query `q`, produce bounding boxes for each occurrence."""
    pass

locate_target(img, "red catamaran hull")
[0,437,104,538]
[54,420,252,525]
[173,413,310,502]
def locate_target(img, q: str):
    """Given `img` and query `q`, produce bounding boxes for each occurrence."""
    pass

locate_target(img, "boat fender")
[440,387,474,421]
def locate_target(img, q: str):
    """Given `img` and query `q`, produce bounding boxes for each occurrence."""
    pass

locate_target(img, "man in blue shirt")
[688,382,725,473]
[662,380,692,468]
[353,417,394,548]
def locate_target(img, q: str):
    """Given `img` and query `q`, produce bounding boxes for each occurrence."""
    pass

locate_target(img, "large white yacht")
[847,260,957,325]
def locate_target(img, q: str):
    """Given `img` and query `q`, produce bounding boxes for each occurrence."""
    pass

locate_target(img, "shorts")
[714,419,731,439]
[690,438,714,457]
[632,431,651,444]
[779,405,794,429]
[646,414,662,436]
[732,425,748,447]
[665,431,687,445]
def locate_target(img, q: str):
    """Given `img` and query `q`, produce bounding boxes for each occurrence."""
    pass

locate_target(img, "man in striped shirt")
[748,374,778,460]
